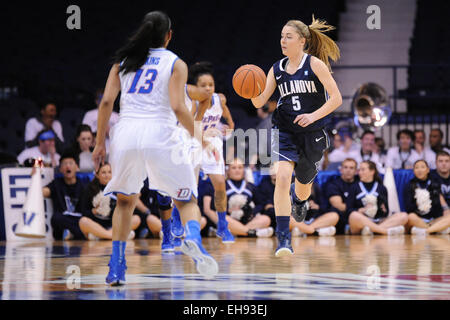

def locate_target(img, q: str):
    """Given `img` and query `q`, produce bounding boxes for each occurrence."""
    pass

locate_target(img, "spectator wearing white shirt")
[429,128,450,155]
[414,129,436,169]
[82,89,119,152]
[328,126,360,164]
[353,130,385,173]
[68,124,95,173]
[385,129,421,169]
[17,129,61,167]
[25,102,64,151]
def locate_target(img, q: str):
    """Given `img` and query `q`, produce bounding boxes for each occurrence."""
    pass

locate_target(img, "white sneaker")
[438,227,450,235]
[256,227,274,238]
[411,226,427,236]
[387,225,405,236]
[159,230,164,239]
[88,233,100,241]
[128,230,135,240]
[361,226,373,236]
[317,226,336,237]
[291,227,304,237]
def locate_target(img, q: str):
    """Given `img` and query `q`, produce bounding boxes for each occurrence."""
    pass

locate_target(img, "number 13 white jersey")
[119,48,179,122]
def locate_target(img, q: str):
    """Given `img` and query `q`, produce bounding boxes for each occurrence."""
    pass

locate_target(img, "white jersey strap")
[356,181,379,200]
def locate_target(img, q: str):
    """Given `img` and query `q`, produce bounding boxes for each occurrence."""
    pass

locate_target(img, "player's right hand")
[92,143,106,172]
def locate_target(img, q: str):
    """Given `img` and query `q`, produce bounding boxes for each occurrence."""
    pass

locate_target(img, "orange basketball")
[232,64,266,99]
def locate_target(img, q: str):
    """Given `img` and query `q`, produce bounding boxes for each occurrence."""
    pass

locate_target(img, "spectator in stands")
[385,129,421,169]
[79,162,139,240]
[321,129,342,170]
[347,160,408,235]
[431,151,450,206]
[17,129,61,167]
[413,129,436,169]
[39,151,87,240]
[325,158,359,234]
[353,130,385,172]
[327,126,359,165]
[82,88,119,153]
[404,159,450,235]
[250,103,273,171]
[25,101,64,151]
[290,181,339,237]
[69,124,95,173]
[429,128,450,154]
[374,137,387,163]
[202,158,274,237]
[253,165,277,230]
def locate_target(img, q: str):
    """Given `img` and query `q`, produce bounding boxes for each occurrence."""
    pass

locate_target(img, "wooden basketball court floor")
[0,235,449,300]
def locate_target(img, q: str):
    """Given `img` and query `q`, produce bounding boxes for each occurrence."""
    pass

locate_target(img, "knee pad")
[157,193,173,211]
[294,162,318,184]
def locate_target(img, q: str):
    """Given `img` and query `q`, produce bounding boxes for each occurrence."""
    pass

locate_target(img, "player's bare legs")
[208,173,235,243]
[274,161,295,256]
[106,193,138,286]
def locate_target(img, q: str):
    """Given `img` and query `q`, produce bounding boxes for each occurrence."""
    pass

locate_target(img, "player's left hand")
[293,113,316,127]
[92,143,106,172]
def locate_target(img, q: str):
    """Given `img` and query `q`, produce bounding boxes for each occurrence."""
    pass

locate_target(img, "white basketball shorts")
[103,118,198,201]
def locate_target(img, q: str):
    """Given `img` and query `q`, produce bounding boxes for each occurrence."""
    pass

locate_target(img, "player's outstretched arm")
[169,59,195,137]
[93,63,121,170]
[251,67,276,109]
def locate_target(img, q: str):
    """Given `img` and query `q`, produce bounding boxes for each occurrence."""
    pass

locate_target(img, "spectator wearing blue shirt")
[405,159,450,235]
[325,158,359,234]
[431,151,450,207]
[347,160,408,235]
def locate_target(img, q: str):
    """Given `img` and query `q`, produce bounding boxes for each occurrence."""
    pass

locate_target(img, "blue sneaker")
[105,256,127,286]
[173,236,182,248]
[275,231,294,257]
[181,235,218,278]
[161,230,175,252]
[171,220,185,238]
[216,228,235,243]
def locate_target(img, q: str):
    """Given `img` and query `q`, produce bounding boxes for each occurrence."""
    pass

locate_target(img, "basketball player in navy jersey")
[250,17,342,256]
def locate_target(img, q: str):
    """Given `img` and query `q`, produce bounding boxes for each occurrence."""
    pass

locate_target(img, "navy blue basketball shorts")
[271,128,330,184]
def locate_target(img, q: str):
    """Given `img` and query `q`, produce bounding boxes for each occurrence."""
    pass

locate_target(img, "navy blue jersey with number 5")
[272,54,329,133]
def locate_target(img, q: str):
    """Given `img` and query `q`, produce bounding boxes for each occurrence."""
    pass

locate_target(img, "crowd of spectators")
[3,93,450,240]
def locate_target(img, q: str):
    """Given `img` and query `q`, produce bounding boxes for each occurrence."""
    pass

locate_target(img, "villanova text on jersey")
[272,54,329,133]
[278,79,318,97]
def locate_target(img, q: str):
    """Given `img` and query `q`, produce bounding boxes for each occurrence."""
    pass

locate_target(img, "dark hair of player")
[188,61,214,85]
[114,11,171,75]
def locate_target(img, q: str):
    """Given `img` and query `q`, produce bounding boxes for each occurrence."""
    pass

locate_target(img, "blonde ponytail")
[285,15,340,70]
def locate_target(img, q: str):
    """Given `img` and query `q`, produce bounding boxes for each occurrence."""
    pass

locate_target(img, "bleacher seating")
[407,0,450,113]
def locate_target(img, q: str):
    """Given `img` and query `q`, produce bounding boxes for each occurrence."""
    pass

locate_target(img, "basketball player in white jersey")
[93,11,219,285]
[188,62,236,243]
